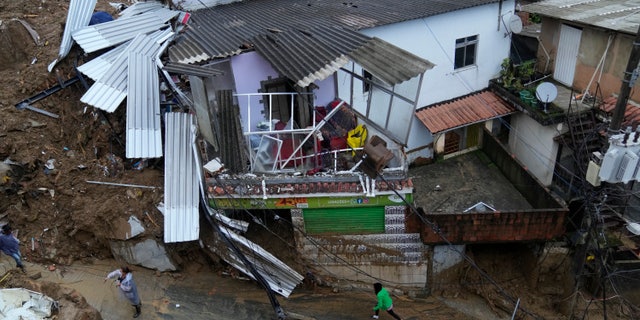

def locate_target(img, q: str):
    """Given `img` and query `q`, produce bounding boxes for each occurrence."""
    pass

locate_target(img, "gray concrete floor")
[409,150,533,213]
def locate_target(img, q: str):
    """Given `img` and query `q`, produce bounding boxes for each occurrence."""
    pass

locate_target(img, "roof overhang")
[416,90,517,134]
[523,0,640,35]
[252,27,433,88]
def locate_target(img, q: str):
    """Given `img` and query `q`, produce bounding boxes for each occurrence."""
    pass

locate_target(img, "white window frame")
[454,35,478,69]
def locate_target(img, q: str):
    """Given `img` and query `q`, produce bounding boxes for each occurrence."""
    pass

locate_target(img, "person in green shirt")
[372,282,402,319]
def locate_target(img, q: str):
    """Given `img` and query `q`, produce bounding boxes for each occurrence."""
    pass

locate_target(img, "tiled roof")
[599,95,640,128]
[415,90,516,134]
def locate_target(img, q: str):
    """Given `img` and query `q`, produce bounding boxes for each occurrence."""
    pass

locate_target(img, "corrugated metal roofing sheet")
[215,227,304,298]
[72,7,178,53]
[252,29,352,88]
[78,28,173,81]
[77,42,128,81]
[126,34,163,159]
[169,0,497,63]
[48,0,97,72]
[80,39,135,112]
[349,37,434,85]
[415,90,516,134]
[119,1,166,18]
[164,112,200,243]
[167,37,210,64]
[162,61,224,77]
[524,0,640,35]
[252,26,432,87]
[80,30,172,112]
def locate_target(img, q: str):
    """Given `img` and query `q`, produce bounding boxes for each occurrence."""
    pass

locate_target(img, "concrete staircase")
[294,207,428,287]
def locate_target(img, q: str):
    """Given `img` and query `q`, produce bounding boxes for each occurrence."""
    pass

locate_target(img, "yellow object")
[347,124,367,156]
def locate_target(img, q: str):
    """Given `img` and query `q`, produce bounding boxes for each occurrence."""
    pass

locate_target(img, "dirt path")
[0,257,510,320]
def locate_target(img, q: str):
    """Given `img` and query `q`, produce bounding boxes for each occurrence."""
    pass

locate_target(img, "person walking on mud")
[0,224,25,272]
[371,282,402,319]
[105,266,142,318]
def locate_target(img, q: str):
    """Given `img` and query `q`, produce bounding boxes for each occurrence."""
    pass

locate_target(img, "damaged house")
[38,0,573,310]
[163,0,568,294]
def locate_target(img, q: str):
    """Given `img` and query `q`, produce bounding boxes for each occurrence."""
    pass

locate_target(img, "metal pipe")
[85,181,156,189]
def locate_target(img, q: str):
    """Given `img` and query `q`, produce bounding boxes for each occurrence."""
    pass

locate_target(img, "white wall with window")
[359,1,514,107]
[357,0,515,160]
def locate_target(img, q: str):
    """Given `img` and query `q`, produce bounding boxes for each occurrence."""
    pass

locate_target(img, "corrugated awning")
[416,90,516,134]
[252,26,432,87]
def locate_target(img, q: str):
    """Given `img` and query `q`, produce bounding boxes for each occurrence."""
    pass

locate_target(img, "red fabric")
[330,137,347,150]
[277,138,303,167]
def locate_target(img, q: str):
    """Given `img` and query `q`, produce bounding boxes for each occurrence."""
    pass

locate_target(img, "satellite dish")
[536,82,558,113]
[508,15,523,34]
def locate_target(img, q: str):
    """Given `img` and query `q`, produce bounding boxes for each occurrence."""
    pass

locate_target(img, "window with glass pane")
[454,35,478,69]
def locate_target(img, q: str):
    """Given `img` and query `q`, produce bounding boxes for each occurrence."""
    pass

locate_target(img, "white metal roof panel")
[216,227,304,298]
[80,40,133,112]
[126,35,163,159]
[81,32,170,112]
[72,8,178,53]
[48,0,97,72]
[77,42,128,81]
[78,28,174,81]
[119,1,166,18]
[164,112,200,243]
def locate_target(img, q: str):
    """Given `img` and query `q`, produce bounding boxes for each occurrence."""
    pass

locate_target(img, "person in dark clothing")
[372,282,402,319]
[0,224,25,272]
[105,266,142,318]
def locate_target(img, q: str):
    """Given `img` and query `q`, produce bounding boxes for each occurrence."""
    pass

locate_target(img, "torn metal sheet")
[72,7,178,53]
[12,18,41,46]
[77,41,128,81]
[163,112,199,242]
[214,226,304,298]
[210,208,249,233]
[119,1,165,18]
[48,0,97,72]
[0,288,57,319]
[80,32,165,112]
[162,61,223,77]
[126,33,163,158]
[172,0,221,11]
[77,28,173,81]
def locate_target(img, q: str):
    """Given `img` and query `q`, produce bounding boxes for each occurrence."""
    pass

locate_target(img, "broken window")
[362,69,373,93]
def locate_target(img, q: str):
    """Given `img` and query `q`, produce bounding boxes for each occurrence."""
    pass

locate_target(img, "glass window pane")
[465,44,476,66]
[454,47,464,69]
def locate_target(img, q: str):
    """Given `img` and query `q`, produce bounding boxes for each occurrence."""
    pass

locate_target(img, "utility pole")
[609,25,640,135]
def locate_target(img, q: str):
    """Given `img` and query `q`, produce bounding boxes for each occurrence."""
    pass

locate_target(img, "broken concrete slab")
[0,288,57,319]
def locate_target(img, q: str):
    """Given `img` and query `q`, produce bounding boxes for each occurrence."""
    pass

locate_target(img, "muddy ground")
[0,1,636,319]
